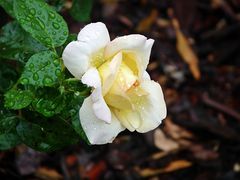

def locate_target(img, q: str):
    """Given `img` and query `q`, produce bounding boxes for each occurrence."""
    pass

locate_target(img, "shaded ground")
[1,0,240,179]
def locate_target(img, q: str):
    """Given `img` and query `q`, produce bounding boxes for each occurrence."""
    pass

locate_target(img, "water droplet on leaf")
[29,63,34,69]
[21,78,29,84]
[30,8,36,15]
[33,73,39,81]
[55,69,61,77]
[52,22,60,29]
[43,77,53,85]
[49,12,55,19]
[36,18,45,30]
[53,59,59,66]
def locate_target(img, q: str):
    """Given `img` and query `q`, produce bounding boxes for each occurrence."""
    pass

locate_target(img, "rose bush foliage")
[0,0,166,151]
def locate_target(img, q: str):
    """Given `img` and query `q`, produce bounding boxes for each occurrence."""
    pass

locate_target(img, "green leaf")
[0,116,19,134]
[0,116,21,150]
[0,21,47,61]
[14,0,68,48]
[16,118,79,152]
[0,0,15,17]
[32,88,65,117]
[46,0,65,12]
[70,0,93,22]
[4,89,34,110]
[60,81,90,143]
[0,63,18,93]
[20,51,61,87]
[0,133,21,150]
[72,111,89,144]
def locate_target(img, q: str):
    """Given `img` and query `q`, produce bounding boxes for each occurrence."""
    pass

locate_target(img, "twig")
[202,93,240,122]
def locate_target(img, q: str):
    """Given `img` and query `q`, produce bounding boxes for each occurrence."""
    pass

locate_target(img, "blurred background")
[1,0,240,179]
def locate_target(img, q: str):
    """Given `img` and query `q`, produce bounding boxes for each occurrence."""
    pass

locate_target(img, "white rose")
[62,22,166,144]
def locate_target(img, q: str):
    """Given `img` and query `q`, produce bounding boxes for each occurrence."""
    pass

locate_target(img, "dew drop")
[19,18,25,24]
[29,63,34,69]
[49,12,55,19]
[26,17,31,21]
[50,103,56,109]
[28,13,33,18]
[8,101,15,108]
[53,59,59,66]
[21,78,29,84]
[20,4,26,9]
[43,77,53,85]
[30,8,36,15]
[52,31,56,35]
[33,73,39,81]
[59,37,65,41]
[36,17,45,30]
[63,31,68,36]
[52,22,60,29]
[45,38,51,45]
[55,69,61,77]
[74,91,80,96]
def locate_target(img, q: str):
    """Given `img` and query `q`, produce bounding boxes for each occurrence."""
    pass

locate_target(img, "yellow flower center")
[96,51,148,111]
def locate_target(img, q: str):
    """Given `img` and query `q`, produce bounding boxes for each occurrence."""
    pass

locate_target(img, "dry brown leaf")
[136,9,158,32]
[35,167,63,180]
[172,18,201,80]
[136,160,192,177]
[154,129,179,151]
[150,152,170,160]
[156,18,171,28]
[164,117,194,141]
[118,15,133,28]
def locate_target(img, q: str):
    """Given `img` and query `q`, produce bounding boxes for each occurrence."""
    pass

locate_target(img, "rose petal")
[80,97,125,144]
[81,68,111,123]
[114,109,141,131]
[105,34,154,78]
[136,80,167,132]
[77,22,110,53]
[62,41,90,79]
[98,52,123,96]
[62,22,110,78]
